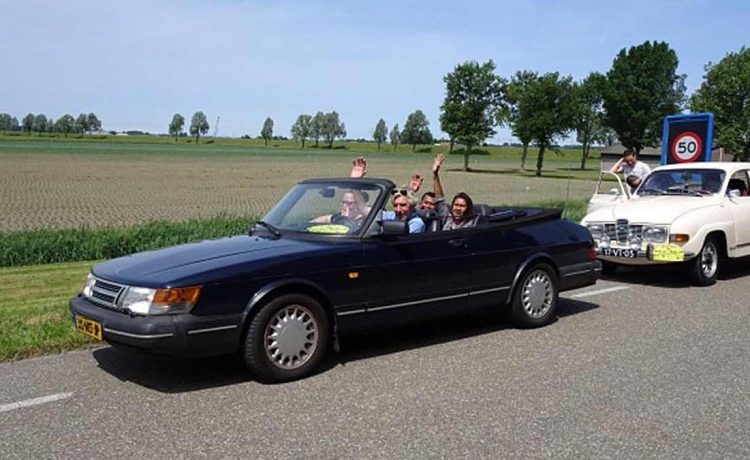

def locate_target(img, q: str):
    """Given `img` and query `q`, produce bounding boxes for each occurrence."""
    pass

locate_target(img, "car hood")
[583,195,721,224]
[92,235,339,287]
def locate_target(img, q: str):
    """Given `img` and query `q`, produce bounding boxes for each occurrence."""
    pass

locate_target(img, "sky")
[1,0,748,142]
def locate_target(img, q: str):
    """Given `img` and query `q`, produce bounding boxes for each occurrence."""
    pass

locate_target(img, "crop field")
[0,139,601,232]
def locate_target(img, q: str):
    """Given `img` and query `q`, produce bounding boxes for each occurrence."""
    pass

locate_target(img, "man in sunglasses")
[415,153,450,218]
[382,188,425,233]
[348,156,425,233]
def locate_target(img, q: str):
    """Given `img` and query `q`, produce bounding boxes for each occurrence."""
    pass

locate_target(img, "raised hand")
[433,153,445,175]
[350,157,367,178]
[408,174,423,192]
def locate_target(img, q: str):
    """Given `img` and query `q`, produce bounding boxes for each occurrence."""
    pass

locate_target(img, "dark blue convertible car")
[70,178,600,382]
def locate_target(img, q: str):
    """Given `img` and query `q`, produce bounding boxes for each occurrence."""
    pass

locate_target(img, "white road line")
[0,392,73,414]
[569,286,630,299]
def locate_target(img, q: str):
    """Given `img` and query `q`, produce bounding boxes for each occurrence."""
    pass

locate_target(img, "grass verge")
[0,215,256,267]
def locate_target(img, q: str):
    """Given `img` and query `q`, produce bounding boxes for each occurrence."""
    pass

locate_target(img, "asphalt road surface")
[2,262,749,459]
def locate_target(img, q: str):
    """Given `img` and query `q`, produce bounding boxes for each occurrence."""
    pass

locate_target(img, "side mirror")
[380,219,408,235]
[728,189,741,198]
[609,188,620,195]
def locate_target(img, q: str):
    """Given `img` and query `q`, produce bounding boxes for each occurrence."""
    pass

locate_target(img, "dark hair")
[420,192,436,201]
[623,148,636,157]
[451,192,473,216]
[626,175,641,188]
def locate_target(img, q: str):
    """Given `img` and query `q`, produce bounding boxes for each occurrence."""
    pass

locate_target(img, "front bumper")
[69,295,242,358]
[594,245,696,266]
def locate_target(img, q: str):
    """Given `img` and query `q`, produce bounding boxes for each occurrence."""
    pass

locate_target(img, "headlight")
[118,286,202,315]
[643,226,668,243]
[588,224,603,240]
[82,273,95,297]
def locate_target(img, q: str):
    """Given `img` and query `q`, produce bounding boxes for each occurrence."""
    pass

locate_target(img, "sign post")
[660,113,714,165]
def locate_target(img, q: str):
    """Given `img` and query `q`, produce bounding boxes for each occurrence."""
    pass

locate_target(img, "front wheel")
[243,294,330,383]
[688,237,720,286]
[510,263,559,328]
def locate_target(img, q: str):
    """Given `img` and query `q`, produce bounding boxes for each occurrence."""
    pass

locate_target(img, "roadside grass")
[0,215,255,267]
[0,261,95,361]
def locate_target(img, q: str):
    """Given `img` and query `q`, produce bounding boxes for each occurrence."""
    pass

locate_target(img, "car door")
[726,170,750,257]
[360,228,472,317]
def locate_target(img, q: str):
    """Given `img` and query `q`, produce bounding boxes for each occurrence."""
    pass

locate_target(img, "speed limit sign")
[661,113,714,165]
[670,131,703,163]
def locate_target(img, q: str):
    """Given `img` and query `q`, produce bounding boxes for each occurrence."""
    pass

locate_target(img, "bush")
[0,215,255,267]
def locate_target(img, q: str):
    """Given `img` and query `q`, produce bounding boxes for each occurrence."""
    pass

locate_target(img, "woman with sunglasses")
[381,188,425,233]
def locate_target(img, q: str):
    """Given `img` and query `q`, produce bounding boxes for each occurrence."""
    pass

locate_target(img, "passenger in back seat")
[443,192,479,230]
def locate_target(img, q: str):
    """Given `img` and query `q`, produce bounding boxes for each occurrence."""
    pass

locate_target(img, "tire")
[601,261,618,276]
[243,294,330,383]
[688,237,720,286]
[510,263,559,328]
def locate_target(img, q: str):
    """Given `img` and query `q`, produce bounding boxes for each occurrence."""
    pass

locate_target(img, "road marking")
[569,286,630,299]
[0,392,73,414]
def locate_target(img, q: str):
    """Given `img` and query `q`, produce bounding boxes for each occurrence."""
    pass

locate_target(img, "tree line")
[0,112,101,137]
[6,42,748,171]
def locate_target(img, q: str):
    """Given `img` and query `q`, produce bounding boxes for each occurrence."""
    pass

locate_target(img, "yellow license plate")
[76,315,103,341]
[652,244,685,262]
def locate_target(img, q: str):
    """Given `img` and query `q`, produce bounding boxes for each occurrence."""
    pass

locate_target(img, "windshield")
[261,181,384,235]
[638,169,726,196]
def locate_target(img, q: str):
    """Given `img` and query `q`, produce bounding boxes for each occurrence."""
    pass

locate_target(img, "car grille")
[603,221,644,245]
[87,277,127,311]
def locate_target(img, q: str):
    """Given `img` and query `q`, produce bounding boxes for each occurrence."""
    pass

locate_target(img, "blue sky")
[1,0,748,142]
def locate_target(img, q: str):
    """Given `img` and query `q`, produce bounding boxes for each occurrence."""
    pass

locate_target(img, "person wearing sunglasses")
[416,153,450,217]
[381,188,425,233]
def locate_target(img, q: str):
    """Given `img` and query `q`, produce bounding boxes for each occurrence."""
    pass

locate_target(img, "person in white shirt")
[610,148,651,181]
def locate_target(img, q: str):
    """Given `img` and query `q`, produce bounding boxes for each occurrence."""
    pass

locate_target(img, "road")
[1,262,749,459]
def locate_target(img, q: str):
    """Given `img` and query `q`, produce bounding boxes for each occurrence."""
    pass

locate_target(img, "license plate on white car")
[601,247,637,258]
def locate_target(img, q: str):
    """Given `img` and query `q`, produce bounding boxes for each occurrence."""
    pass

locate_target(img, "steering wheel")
[331,213,358,230]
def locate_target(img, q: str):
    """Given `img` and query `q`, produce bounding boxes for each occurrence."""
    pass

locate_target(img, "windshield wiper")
[253,220,281,239]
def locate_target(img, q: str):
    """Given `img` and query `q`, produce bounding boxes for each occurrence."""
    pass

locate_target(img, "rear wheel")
[243,294,330,383]
[688,237,720,286]
[510,263,559,328]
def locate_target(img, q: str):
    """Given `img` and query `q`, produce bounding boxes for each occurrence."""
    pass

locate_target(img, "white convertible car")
[581,162,750,285]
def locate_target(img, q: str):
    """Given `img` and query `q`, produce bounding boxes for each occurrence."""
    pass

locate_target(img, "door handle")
[448,238,467,248]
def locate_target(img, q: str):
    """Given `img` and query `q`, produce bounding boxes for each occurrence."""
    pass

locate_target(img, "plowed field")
[0,141,597,232]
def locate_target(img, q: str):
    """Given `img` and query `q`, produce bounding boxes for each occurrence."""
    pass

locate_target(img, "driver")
[310,190,368,227]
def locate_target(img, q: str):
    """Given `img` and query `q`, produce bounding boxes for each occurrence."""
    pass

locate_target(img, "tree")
[22,113,34,135]
[86,113,101,132]
[261,117,274,146]
[573,72,609,170]
[690,46,750,161]
[311,111,325,147]
[75,113,89,136]
[0,113,16,133]
[373,118,388,150]
[168,113,185,141]
[604,41,686,153]
[55,114,75,137]
[519,72,578,176]
[189,111,209,143]
[506,71,539,170]
[401,110,433,151]
[290,114,312,148]
[440,60,506,171]
[389,123,400,152]
[321,111,346,148]
[32,114,48,136]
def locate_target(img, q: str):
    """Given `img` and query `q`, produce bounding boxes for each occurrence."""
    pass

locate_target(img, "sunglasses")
[392,189,410,197]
